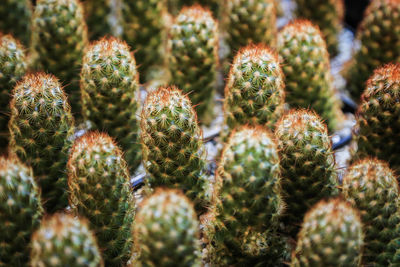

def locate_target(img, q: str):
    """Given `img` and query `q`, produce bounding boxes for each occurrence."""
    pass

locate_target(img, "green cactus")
[294,0,344,57]
[0,0,32,46]
[0,156,43,266]
[275,110,339,237]
[353,63,400,173]
[9,73,74,213]
[277,20,344,132]
[0,34,27,151]
[68,132,135,266]
[31,0,88,115]
[140,86,211,214]
[31,213,103,267]
[168,5,218,125]
[345,0,400,101]
[292,198,364,267]
[168,0,220,17]
[212,125,286,266]
[342,159,400,266]
[81,37,141,171]
[224,44,285,132]
[133,188,202,267]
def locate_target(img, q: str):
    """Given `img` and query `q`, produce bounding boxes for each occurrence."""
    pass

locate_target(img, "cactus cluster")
[0,0,32,46]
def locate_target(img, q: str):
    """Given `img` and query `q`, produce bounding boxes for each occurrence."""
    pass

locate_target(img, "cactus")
[353,63,400,173]
[31,0,88,115]
[342,159,400,266]
[0,34,27,151]
[274,0,283,17]
[292,198,364,267]
[68,132,135,266]
[31,213,103,267]
[0,156,43,266]
[168,5,218,125]
[81,37,141,171]
[133,189,202,267]
[275,110,339,237]
[168,0,220,17]
[277,20,344,132]
[140,86,210,214]
[294,0,344,57]
[212,126,285,266]
[0,0,32,46]
[345,0,400,101]
[224,44,285,132]
[9,73,74,212]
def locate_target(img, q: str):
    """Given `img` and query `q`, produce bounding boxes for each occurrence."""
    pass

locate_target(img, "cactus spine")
[0,0,32,46]
[9,73,74,212]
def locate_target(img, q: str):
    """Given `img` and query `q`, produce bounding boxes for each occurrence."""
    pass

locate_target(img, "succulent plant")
[140,86,211,214]
[353,63,400,173]
[345,0,400,101]
[30,213,103,267]
[133,188,202,267]
[0,0,32,46]
[342,159,400,266]
[31,0,88,115]
[292,198,364,267]
[9,73,74,213]
[81,37,141,171]
[168,0,220,17]
[68,131,135,266]
[0,156,43,267]
[277,20,344,132]
[275,110,339,237]
[168,5,219,125]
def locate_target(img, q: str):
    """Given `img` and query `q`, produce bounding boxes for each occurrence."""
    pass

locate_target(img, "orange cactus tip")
[276,109,327,135]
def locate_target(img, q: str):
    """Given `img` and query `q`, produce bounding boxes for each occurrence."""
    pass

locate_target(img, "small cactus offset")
[168,5,219,125]
[345,0,400,101]
[133,189,202,267]
[68,132,135,266]
[0,0,32,46]
[9,73,74,213]
[275,110,339,237]
[81,37,141,171]
[353,63,400,173]
[277,20,344,132]
[140,86,210,213]
[30,213,103,267]
[0,156,43,266]
[342,159,400,266]
[224,44,285,132]
[31,0,88,115]
[292,198,364,267]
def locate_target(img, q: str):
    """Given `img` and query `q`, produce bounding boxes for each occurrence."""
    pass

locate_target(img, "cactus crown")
[364,63,400,98]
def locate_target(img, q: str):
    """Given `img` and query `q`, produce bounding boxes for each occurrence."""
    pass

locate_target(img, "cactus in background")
[294,0,344,57]
[133,189,202,267]
[292,198,363,267]
[345,0,400,101]
[277,20,344,132]
[140,86,210,213]
[31,0,88,115]
[31,213,103,267]
[274,0,283,17]
[224,44,285,132]
[68,132,135,266]
[9,73,74,212]
[168,5,218,125]
[212,126,286,266]
[353,63,400,173]
[0,0,32,46]
[0,156,43,266]
[81,37,141,171]
[275,110,339,237]
[342,159,400,266]
[0,34,27,151]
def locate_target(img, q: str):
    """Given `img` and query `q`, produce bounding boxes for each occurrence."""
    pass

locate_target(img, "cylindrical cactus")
[68,132,135,266]
[30,213,103,267]
[168,5,219,125]
[9,73,75,212]
[292,198,364,267]
[0,0,32,46]
[277,20,344,132]
[0,156,43,266]
[80,37,141,171]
